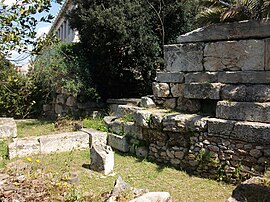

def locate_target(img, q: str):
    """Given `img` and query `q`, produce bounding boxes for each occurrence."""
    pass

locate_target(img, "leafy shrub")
[30,42,100,106]
[0,64,37,118]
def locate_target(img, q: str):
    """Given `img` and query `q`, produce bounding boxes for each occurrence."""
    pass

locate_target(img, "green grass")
[12,150,235,201]
[82,117,108,132]
[16,119,76,138]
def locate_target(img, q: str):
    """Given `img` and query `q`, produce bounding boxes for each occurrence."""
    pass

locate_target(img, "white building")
[48,0,79,43]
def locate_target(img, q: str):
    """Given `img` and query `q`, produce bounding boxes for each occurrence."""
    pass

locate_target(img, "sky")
[3,0,61,65]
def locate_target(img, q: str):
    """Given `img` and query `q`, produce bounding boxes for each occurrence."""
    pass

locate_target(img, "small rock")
[250,149,262,158]
[136,146,149,159]
[141,97,156,108]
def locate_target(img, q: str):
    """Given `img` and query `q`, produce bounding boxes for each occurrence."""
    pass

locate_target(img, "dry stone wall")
[105,20,270,183]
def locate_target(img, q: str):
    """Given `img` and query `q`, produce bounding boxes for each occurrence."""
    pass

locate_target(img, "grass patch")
[82,117,108,132]
[16,119,75,138]
[6,150,235,201]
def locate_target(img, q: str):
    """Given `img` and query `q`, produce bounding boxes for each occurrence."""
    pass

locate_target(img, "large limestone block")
[0,118,17,139]
[90,142,114,175]
[152,82,170,98]
[123,122,143,140]
[134,109,152,127]
[221,85,270,102]
[184,83,222,100]
[216,101,270,123]
[39,132,89,154]
[163,113,208,132]
[185,72,218,84]
[164,43,204,72]
[107,133,129,152]
[208,118,236,137]
[8,137,40,159]
[116,105,141,119]
[156,72,184,83]
[177,20,270,43]
[218,71,270,84]
[170,83,184,97]
[208,118,270,144]
[231,121,270,144]
[176,97,201,113]
[266,38,270,70]
[204,40,264,71]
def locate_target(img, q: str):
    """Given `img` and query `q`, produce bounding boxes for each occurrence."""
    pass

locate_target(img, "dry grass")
[19,150,235,202]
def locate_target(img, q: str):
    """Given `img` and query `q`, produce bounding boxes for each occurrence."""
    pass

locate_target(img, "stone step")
[107,98,141,114]
[208,118,270,145]
[0,118,17,139]
[216,101,270,123]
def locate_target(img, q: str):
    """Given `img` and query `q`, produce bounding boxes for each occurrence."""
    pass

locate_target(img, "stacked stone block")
[106,20,270,183]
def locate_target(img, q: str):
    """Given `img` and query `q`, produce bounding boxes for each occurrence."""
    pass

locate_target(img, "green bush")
[68,0,199,99]
[30,42,101,105]
[0,59,37,118]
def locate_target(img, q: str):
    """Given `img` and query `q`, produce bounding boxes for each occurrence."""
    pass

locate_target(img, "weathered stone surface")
[184,83,222,100]
[56,94,66,104]
[81,128,107,146]
[90,142,114,175]
[136,146,149,158]
[123,122,143,140]
[185,72,218,83]
[107,98,141,106]
[140,97,156,108]
[204,40,264,71]
[216,101,270,123]
[208,118,235,137]
[176,97,201,113]
[231,121,270,144]
[163,98,177,109]
[66,96,76,107]
[43,104,52,112]
[163,114,207,132]
[170,83,184,97]
[218,71,270,84]
[152,82,170,98]
[177,20,270,43]
[156,72,184,83]
[130,192,171,202]
[107,133,129,152]
[134,110,152,127]
[54,104,63,114]
[265,38,270,70]
[0,118,17,139]
[39,132,89,154]
[116,105,141,119]
[8,137,40,159]
[221,85,270,102]
[164,43,204,72]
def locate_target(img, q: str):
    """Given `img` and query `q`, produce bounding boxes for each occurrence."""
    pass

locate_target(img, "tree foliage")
[197,0,270,25]
[68,0,198,99]
[0,0,63,57]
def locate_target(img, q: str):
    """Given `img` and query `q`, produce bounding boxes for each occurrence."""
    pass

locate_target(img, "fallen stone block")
[216,101,270,123]
[39,132,89,154]
[218,71,270,84]
[8,137,40,159]
[204,40,264,71]
[90,142,114,175]
[107,133,129,152]
[0,118,17,139]
[164,43,204,72]
[184,83,222,100]
[140,97,156,108]
[156,72,184,83]
[130,192,171,202]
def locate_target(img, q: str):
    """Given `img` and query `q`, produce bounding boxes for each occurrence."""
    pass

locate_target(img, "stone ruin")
[105,20,270,183]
